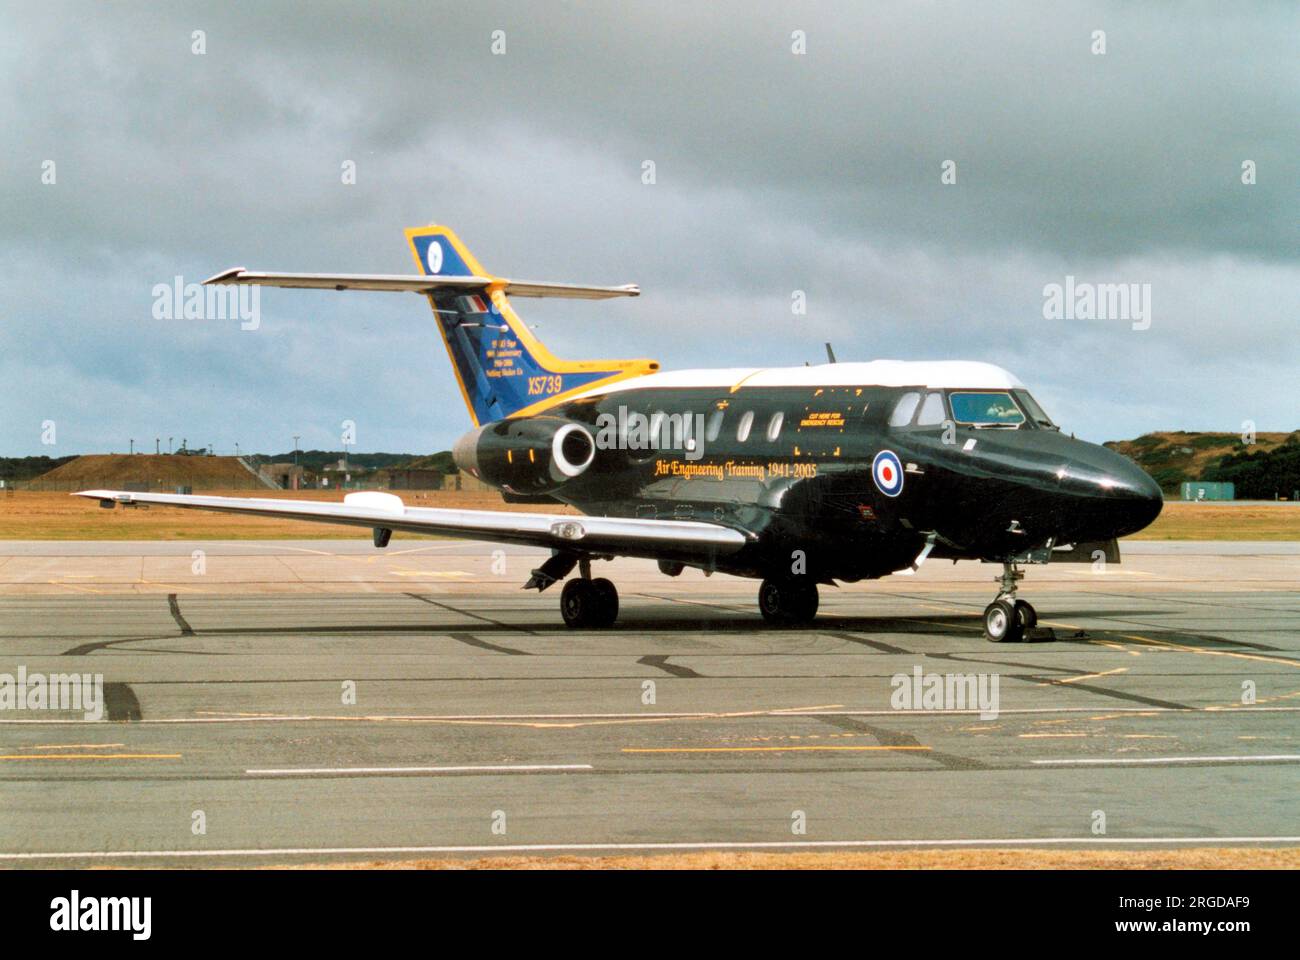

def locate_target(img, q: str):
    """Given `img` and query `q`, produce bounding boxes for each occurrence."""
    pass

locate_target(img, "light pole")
[293,436,300,465]
[129,438,134,455]
[168,437,173,454]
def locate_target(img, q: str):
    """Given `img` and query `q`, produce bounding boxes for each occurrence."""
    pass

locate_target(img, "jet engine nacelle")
[452,416,596,494]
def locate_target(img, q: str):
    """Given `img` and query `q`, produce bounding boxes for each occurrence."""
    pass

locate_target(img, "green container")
[1180,481,1235,501]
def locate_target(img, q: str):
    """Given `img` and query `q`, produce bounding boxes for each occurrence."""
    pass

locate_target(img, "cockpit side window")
[888,391,921,427]
[949,391,1026,427]
[1012,390,1056,429]
[917,391,946,426]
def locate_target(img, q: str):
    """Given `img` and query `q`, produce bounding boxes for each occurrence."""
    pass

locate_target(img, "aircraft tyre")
[1014,599,1038,629]
[984,599,1024,642]
[758,578,819,625]
[590,578,619,627]
[561,577,619,628]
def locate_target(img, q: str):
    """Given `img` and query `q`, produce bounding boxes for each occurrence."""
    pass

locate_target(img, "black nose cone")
[1062,447,1163,539]
[1109,459,1164,537]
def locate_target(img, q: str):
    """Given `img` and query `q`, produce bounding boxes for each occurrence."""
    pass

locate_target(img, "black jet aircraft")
[79,225,1163,641]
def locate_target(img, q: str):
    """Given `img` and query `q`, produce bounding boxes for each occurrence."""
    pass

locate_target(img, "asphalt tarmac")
[0,539,1297,866]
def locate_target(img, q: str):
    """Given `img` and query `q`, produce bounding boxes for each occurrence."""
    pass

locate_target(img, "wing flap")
[74,490,749,558]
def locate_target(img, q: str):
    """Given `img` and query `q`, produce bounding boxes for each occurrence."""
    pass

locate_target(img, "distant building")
[260,463,306,490]
[373,468,444,490]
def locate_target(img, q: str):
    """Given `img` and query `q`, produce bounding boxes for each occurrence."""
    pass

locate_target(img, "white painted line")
[1034,754,1300,766]
[3,836,1299,862]
[4,705,1300,726]
[245,764,593,776]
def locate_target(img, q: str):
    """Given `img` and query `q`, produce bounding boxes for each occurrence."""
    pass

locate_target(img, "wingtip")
[202,267,247,285]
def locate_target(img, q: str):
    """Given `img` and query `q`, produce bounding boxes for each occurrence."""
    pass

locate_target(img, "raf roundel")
[426,240,444,274]
[872,449,904,497]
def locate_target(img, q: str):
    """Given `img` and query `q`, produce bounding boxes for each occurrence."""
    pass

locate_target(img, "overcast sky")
[2,1,1296,456]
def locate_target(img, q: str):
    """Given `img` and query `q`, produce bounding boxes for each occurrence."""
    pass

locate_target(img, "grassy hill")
[29,454,268,491]
[1104,431,1300,494]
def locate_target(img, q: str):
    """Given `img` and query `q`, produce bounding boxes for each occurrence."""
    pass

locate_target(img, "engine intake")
[453,417,596,494]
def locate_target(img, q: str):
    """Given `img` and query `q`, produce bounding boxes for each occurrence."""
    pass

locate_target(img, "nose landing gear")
[983,563,1037,642]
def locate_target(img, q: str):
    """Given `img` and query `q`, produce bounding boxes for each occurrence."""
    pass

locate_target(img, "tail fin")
[405,225,658,425]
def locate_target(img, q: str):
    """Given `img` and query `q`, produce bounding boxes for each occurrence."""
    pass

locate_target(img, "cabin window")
[648,412,666,448]
[888,392,921,427]
[736,410,754,442]
[766,411,784,441]
[949,391,1026,426]
[705,409,725,442]
[917,391,946,426]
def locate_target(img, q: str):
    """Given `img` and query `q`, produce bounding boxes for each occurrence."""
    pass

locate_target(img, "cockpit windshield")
[949,391,1026,427]
[1012,389,1057,429]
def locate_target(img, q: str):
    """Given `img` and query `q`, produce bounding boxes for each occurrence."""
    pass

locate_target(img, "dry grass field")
[300,847,1300,870]
[0,490,1294,541]
[0,489,574,540]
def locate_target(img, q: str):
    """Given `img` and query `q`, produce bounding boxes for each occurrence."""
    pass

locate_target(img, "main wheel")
[984,599,1023,642]
[589,577,619,627]
[560,578,597,628]
[1013,599,1038,629]
[758,578,819,625]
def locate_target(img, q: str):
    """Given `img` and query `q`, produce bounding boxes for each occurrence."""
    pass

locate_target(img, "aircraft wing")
[203,269,639,299]
[73,490,749,559]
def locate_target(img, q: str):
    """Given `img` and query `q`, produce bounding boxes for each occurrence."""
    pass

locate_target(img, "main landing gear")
[758,577,819,625]
[558,559,619,628]
[983,562,1037,642]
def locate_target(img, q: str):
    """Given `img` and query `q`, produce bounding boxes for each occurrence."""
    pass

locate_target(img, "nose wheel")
[983,563,1037,642]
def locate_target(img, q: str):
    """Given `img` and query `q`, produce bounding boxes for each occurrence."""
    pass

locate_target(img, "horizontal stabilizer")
[204,268,639,300]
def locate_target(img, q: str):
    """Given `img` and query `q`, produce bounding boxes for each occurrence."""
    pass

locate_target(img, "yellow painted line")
[48,581,110,595]
[621,745,931,754]
[0,753,180,761]
[1018,733,1088,739]
[390,569,471,578]
[1052,667,1129,685]
[1120,633,1300,671]
[193,705,844,731]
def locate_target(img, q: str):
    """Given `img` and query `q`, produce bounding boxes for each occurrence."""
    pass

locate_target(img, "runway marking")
[0,753,180,761]
[4,836,1299,862]
[33,743,126,750]
[5,704,1300,725]
[1050,667,1129,685]
[1120,632,1300,671]
[391,569,471,578]
[1033,754,1300,766]
[621,745,932,754]
[245,764,593,776]
[47,580,110,595]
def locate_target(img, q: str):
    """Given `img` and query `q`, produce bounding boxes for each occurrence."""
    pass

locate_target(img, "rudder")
[405,225,657,425]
